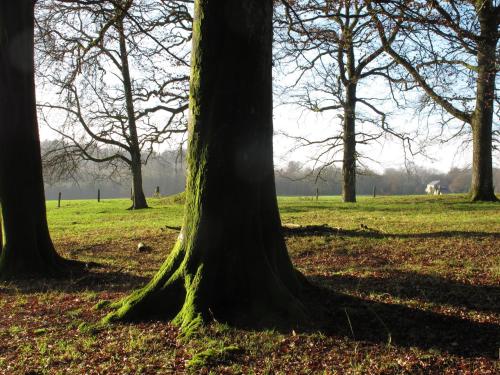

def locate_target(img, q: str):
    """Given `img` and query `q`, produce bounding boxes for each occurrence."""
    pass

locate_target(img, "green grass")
[0,194,498,374]
[47,194,499,242]
[278,194,499,234]
[46,198,184,243]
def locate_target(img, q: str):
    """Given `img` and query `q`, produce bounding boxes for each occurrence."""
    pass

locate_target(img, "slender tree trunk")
[470,1,498,202]
[0,1,66,277]
[105,0,307,331]
[341,31,357,203]
[130,152,148,209]
[342,82,357,203]
[117,13,148,209]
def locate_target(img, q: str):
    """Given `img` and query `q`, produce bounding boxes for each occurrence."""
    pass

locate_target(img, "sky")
[271,104,478,174]
[35,60,498,176]
[39,98,487,175]
[36,79,496,176]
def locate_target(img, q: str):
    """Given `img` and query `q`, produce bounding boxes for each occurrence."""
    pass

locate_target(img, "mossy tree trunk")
[0,0,66,277]
[106,0,307,330]
[470,1,498,202]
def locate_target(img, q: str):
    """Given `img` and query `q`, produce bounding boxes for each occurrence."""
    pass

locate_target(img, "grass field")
[0,194,499,373]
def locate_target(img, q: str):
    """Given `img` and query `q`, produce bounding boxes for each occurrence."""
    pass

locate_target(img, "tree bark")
[0,1,66,277]
[340,30,358,203]
[342,82,357,203]
[470,1,498,202]
[130,152,148,209]
[105,0,307,331]
[117,12,148,209]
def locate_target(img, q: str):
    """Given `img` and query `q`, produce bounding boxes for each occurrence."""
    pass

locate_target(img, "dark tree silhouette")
[105,0,308,331]
[0,0,66,277]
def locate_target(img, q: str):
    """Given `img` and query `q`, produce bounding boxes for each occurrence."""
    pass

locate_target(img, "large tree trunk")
[0,1,66,277]
[117,13,148,210]
[342,83,357,203]
[470,1,498,202]
[105,0,307,331]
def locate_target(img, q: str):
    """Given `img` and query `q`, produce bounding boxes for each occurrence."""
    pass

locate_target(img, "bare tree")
[36,0,191,209]
[275,0,412,202]
[370,0,499,201]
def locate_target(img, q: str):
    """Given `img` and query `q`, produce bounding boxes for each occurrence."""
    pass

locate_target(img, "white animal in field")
[425,180,449,195]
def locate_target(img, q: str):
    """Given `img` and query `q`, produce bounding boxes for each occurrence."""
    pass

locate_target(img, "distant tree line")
[276,162,500,196]
[41,142,187,200]
[41,142,499,199]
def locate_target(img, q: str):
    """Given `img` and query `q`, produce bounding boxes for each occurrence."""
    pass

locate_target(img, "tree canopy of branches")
[36,0,191,209]
[275,0,412,202]
[370,0,499,201]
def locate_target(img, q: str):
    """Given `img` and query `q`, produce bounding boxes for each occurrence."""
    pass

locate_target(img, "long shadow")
[0,264,149,294]
[305,278,500,359]
[312,270,500,315]
[283,224,499,239]
[2,264,497,359]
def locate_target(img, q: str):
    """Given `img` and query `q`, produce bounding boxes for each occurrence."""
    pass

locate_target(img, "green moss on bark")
[104,0,309,333]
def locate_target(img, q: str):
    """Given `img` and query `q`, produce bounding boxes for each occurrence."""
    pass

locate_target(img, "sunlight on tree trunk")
[470,1,497,202]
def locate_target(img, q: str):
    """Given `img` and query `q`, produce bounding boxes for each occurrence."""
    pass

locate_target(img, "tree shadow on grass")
[283,224,499,240]
[305,275,500,359]
[0,263,149,294]
[315,271,500,314]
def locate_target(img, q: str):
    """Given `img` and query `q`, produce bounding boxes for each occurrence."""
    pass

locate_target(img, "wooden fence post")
[98,189,100,202]
[58,192,61,208]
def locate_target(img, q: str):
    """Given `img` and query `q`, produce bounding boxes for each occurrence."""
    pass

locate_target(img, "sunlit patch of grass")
[8,325,24,335]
